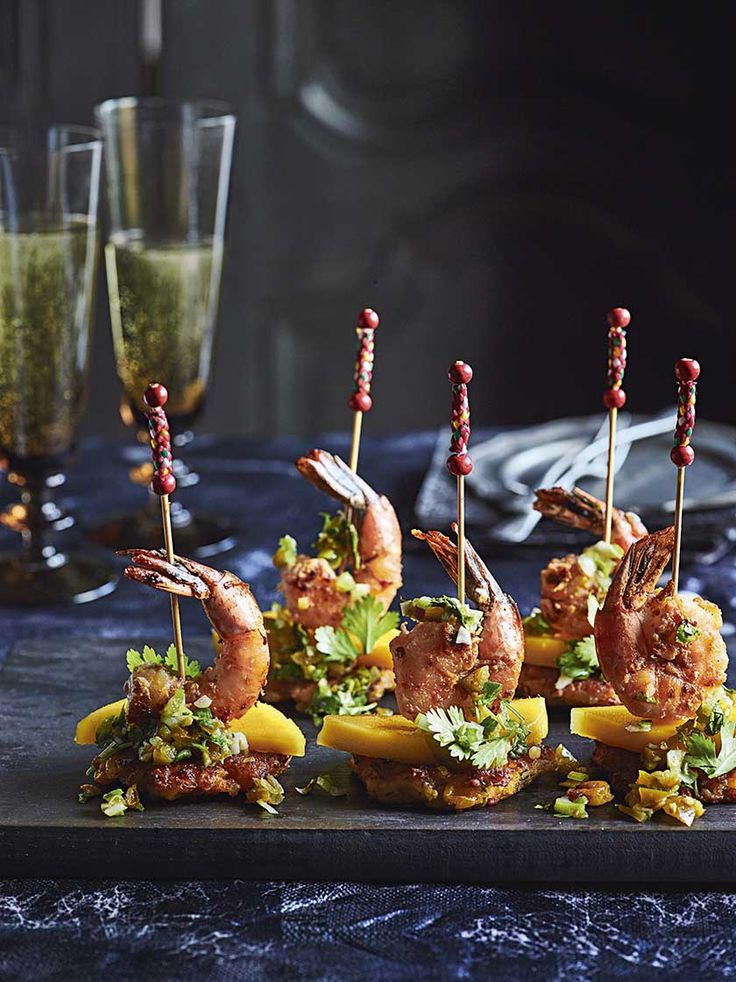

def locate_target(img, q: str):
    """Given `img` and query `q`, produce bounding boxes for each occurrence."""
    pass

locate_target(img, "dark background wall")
[1,0,733,438]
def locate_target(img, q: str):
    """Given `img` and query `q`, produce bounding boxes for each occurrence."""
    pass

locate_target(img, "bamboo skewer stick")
[144,382,185,680]
[347,307,379,474]
[669,358,700,594]
[602,307,630,544]
[447,361,473,605]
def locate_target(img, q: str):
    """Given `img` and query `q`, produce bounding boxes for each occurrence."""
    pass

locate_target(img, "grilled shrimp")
[280,449,402,625]
[390,528,523,720]
[534,486,648,641]
[412,526,523,699]
[122,550,270,722]
[534,486,647,551]
[594,527,728,722]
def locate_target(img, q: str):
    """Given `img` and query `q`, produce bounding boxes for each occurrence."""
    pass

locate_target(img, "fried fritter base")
[591,742,736,804]
[92,749,291,802]
[517,664,620,708]
[264,669,394,711]
[351,747,557,812]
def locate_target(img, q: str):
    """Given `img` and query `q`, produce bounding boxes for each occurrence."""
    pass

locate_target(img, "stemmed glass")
[0,125,116,605]
[91,98,236,555]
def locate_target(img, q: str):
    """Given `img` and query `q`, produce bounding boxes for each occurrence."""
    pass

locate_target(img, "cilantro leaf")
[163,644,201,680]
[676,620,701,645]
[400,596,483,633]
[556,636,599,689]
[686,720,736,778]
[126,645,162,673]
[314,626,359,663]
[522,609,553,637]
[342,595,399,654]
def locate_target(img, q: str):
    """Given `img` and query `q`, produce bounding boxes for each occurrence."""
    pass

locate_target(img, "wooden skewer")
[447,361,474,604]
[670,358,700,594]
[347,307,379,474]
[144,382,185,680]
[602,307,630,544]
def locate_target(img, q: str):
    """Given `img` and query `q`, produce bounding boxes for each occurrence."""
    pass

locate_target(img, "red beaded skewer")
[602,307,630,544]
[670,358,700,593]
[447,361,473,603]
[347,307,380,473]
[144,382,185,680]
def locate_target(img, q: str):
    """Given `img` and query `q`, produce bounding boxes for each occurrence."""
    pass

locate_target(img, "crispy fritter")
[517,663,619,707]
[591,741,736,804]
[350,747,557,812]
[92,749,291,802]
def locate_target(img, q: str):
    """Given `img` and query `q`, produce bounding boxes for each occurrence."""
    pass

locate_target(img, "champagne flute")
[0,124,116,605]
[91,98,236,555]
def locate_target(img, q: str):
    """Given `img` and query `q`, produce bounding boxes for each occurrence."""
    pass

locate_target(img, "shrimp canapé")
[75,551,305,812]
[266,449,402,720]
[594,527,728,722]
[519,486,648,708]
[328,526,557,811]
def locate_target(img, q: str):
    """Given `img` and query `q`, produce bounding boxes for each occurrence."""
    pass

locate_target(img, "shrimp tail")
[296,449,377,511]
[411,526,503,608]
[533,486,607,535]
[118,549,210,599]
[605,526,675,612]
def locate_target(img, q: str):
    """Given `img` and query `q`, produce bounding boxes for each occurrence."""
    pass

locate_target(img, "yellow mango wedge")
[524,635,567,668]
[76,699,305,757]
[318,697,549,764]
[75,699,126,745]
[570,705,687,753]
[228,701,306,757]
[356,628,401,671]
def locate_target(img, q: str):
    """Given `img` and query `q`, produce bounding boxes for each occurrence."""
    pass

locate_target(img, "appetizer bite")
[265,448,401,721]
[76,383,304,818]
[520,485,647,706]
[570,360,733,826]
[77,552,305,815]
[263,307,401,722]
[520,307,647,707]
[318,364,556,811]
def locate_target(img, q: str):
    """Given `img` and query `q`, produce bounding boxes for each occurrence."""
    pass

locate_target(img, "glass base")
[0,552,119,606]
[88,507,237,558]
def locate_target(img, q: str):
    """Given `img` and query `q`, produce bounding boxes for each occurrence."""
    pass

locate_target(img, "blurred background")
[1,0,733,439]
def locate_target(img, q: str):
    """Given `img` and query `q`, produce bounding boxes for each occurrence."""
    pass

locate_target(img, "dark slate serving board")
[1,638,735,884]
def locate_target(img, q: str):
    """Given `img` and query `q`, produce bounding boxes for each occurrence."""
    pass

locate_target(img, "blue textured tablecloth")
[1,433,735,981]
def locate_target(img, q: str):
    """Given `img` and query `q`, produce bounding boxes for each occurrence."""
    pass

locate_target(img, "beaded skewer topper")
[446,361,473,604]
[143,382,186,680]
[347,307,380,473]
[602,307,630,544]
[670,358,700,593]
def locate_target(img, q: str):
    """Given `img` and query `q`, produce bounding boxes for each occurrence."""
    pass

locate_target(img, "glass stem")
[20,481,56,565]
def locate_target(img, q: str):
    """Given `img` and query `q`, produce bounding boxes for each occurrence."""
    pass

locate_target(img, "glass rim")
[0,123,101,152]
[94,96,236,126]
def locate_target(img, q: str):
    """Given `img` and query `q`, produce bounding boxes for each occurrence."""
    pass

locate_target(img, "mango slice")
[356,628,401,670]
[228,701,306,757]
[75,699,126,745]
[570,705,687,753]
[75,699,305,757]
[524,635,567,668]
[318,697,549,764]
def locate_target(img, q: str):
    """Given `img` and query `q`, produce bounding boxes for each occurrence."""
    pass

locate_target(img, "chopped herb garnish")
[100,785,144,819]
[556,636,599,689]
[314,511,361,571]
[273,534,298,568]
[305,673,378,725]
[676,620,701,645]
[247,775,285,815]
[296,762,352,798]
[400,595,484,634]
[522,609,553,637]
[625,719,653,733]
[685,720,736,778]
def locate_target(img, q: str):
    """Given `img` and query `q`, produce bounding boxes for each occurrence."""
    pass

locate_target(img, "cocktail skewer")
[446,361,473,603]
[670,358,700,593]
[347,308,380,473]
[143,382,185,680]
[602,307,630,544]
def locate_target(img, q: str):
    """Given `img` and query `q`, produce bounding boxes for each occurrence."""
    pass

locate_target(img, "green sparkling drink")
[105,234,221,428]
[0,218,98,477]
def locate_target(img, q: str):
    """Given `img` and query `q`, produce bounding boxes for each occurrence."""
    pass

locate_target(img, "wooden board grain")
[1,638,735,884]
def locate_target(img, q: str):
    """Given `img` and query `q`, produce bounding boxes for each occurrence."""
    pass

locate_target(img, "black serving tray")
[1,638,735,884]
